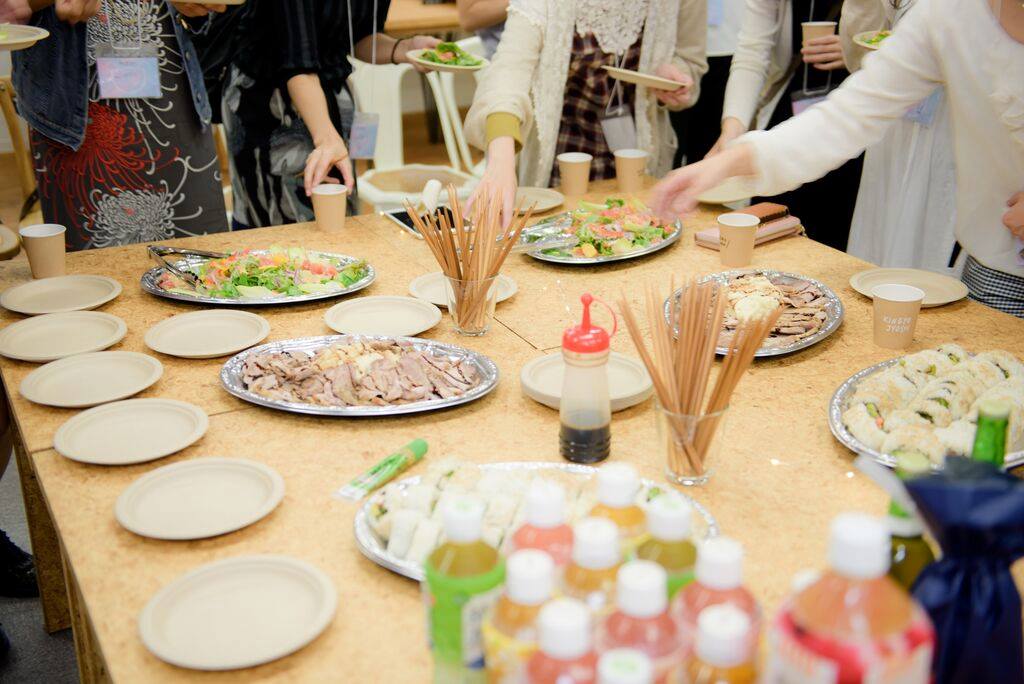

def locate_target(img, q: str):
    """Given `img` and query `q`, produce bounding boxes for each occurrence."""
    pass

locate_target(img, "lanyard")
[605,50,628,115]
[101,0,144,52]
[346,0,379,66]
[800,0,833,95]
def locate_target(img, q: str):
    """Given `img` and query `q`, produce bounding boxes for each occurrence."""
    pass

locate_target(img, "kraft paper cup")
[19,224,66,279]
[614,149,648,194]
[311,184,348,232]
[802,21,837,43]
[717,212,759,268]
[557,152,593,197]
[871,284,925,350]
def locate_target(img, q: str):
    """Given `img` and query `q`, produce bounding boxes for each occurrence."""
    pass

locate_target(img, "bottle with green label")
[424,495,506,683]
[971,399,1010,467]
[887,452,935,590]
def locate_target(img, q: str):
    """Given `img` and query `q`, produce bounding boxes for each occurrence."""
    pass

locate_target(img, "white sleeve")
[739,0,944,197]
[722,0,784,126]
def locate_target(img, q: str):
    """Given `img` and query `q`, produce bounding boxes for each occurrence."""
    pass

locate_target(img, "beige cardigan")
[464,0,708,188]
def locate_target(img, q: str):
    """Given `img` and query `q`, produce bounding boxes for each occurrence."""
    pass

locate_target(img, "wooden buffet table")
[3,179,1024,682]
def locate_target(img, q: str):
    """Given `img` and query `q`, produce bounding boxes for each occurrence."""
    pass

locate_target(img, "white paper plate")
[116,458,284,540]
[852,30,890,50]
[55,399,208,465]
[409,272,518,308]
[849,267,968,308]
[324,296,441,337]
[0,275,122,315]
[0,24,49,51]
[0,311,127,362]
[602,65,686,91]
[520,352,653,412]
[516,187,564,214]
[20,351,163,408]
[139,555,335,671]
[406,48,489,73]
[145,310,270,359]
[697,177,756,205]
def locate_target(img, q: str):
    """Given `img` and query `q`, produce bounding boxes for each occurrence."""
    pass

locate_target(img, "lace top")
[574,0,650,55]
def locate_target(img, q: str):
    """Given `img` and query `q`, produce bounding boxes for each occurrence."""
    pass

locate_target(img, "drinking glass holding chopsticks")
[620,281,779,486]
[444,275,499,336]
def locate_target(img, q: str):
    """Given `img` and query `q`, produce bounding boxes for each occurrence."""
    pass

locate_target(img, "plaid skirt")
[962,255,1024,318]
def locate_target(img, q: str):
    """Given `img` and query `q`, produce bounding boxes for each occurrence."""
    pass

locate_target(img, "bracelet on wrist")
[390,38,403,65]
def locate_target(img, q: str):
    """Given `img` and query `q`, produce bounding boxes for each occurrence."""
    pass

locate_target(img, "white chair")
[434,37,487,177]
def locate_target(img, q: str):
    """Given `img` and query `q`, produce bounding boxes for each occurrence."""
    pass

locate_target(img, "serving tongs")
[147,245,227,291]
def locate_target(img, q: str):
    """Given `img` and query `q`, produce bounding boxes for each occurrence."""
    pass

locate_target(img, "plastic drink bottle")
[887,453,935,590]
[526,598,598,684]
[483,550,556,683]
[770,513,936,683]
[671,537,760,660]
[635,493,697,598]
[598,649,654,684]
[683,604,758,684]
[509,480,574,567]
[563,517,622,613]
[971,398,1010,466]
[560,293,616,464]
[597,561,682,683]
[589,463,646,545]
[425,495,507,681]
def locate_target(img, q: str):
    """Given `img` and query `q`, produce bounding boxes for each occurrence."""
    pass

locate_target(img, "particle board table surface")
[4,179,1024,682]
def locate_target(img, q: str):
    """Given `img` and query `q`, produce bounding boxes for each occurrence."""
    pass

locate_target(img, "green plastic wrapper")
[335,439,428,501]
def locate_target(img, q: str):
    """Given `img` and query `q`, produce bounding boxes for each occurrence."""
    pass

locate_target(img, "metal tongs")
[148,245,228,291]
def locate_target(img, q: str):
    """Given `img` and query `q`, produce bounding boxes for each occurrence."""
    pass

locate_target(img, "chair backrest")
[347,58,415,171]
[0,77,36,202]
[439,36,488,175]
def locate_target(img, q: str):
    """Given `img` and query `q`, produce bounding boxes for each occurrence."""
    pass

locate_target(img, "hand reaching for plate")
[1005,191,1024,240]
[467,136,517,228]
[395,35,443,73]
[652,64,693,108]
[650,144,756,221]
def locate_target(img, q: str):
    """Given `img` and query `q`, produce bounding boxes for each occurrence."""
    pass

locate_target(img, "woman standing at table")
[463,0,708,225]
[651,0,1024,317]
[12,1,229,250]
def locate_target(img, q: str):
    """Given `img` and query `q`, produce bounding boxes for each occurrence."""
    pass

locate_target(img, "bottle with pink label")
[509,480,574,567]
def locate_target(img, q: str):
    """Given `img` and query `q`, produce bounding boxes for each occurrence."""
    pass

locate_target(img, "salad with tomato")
[157,246,370,299]
[525,197,679,259]
[419,42,482,67]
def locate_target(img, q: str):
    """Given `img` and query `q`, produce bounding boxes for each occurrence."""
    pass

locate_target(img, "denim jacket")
[12,2,211,151]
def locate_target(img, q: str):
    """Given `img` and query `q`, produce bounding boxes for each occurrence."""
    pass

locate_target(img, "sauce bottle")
[589,463,646,545]
[526,598,598,684]
[509,480,574,567]
[597,561,682,683]
[671,537,760,661]
[560,293,616,464]
[563,517,622,613]
[598,648,654,684]
[483,549,556,683]
[888,453,935,591]
[770,513,936,683]
[425,495,507,681]
[684,604,758,684]
[635,493,697,598]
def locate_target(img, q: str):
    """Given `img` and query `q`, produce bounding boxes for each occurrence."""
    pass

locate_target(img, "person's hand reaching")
[801,34,845,71]
[304,134,354,197]
[54,0,100,24]
[171,3,226,17]
[652,64,693,108]
[650,144,756,222]
[394,35,443,73]
[466,136,517,228]
[705,117,747,158]
[1004,191,1024,240]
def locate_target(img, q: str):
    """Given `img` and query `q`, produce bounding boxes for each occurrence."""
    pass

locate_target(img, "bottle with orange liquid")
[683,604,758,684]
[596,561,683,683]
[509,480,574,567]
[770,513,936,683]
[589,463,646,546]
[563,517,622,613]
[527,598,598,684]
[483,549,556,683]
[635,494,697,598]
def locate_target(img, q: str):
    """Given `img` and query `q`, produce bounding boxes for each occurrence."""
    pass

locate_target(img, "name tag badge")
[600,104,637,153]
[349,112,380,160]
[96,45,160,100]
[903,88,942,128]
[791,89,829,116]
[708,0,724,26]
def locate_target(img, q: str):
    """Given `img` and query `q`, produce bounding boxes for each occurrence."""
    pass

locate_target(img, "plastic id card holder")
[600,104,637,153]
[96,44,160,100]
[349,111,380,160]
[790,89,829,116]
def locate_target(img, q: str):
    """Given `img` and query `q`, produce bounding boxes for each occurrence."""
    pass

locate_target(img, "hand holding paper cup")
[557,152,593,197]
[871,284,924,349]
[802,21,837,43]
[717,212,759,267]
[614,149,648,194]
[311,184,348,232]
[19,224,66,279]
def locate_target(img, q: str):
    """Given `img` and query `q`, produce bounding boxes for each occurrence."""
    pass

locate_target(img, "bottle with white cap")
[684,604,757,684]
[563,517,622,613]
[589,463,646,544]
[770,512,935,683]
[670,537,760,661]
[510,480,575,567]
[483,550,555,683]
[424,495,506,681]
[636,493,697,598]
[596,561,682,683]
[597,648,654,684]
[527,598,599,684]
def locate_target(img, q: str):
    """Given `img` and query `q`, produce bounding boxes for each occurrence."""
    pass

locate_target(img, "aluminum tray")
[664,269,844,358]
[141,250,375,306]
[353,461,719,581]
[828,357,1024,469]
[220,334,499,417]
[518,214,683,265]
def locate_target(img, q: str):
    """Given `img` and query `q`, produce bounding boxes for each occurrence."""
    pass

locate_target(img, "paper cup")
[614,149,648,194]
[311,184,348,232]
[717,213,759,267]
[557,152,593,196]
[871,284,924,349]
[19,224,66,279]
[802,21,837,43]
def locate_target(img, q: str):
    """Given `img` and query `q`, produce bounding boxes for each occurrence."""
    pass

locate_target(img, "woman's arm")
[352,33,441,72]
[286,73,355,195]
[456,0,507,32]
[655,0,708,110]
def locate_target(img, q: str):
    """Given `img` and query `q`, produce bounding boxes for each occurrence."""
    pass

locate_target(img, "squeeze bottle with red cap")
[527,598,598,684]
[510,479,575,567]
[561,293,616,464]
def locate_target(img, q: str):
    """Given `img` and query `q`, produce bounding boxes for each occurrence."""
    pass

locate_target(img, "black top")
[788,0,849,94]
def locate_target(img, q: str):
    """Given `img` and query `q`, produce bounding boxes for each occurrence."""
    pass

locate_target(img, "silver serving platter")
[518,213,683,265]
[141,250,375,306]
[664,269,845,358]
[220,334,499,417]
[828,357,1024,469]
[353,461,719,581]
